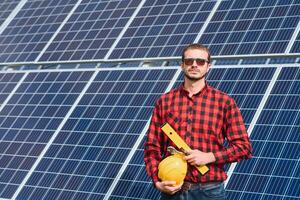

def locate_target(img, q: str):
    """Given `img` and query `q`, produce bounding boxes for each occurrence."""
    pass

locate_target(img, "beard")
[184,70,208,81]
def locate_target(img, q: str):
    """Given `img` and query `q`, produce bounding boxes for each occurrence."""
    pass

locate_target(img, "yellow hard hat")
[158,153,187,185]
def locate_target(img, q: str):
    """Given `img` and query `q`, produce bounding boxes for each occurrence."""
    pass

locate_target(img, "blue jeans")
[160,182,226,200]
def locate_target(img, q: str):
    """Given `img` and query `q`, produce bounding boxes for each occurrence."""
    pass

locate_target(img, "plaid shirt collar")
[179,81,210,98]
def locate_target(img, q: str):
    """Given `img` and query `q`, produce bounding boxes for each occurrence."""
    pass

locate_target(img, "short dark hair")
[182,43,211,63]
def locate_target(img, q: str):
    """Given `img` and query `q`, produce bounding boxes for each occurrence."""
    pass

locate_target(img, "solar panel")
[16,68,177,200]
[208,67,276,127]
[0,71,93,199]
[0,0,21,27]
[226,66,300,199]
[0,0,299,199]
[291,31,300,53]
[109,0,216,59]
[0,0,299,64]
[199,0,300,55]
[0,72,24,106]
[39,0,140,62]
[0,0,77,63]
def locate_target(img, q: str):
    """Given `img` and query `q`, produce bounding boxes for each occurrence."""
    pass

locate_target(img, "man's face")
[181,49,210,81]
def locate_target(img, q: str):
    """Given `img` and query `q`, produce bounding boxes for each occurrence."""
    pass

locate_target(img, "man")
[144,43,252,200]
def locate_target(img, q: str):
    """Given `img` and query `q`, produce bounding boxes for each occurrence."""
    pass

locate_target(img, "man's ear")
[207,63,211,72]
[180,63,184,70]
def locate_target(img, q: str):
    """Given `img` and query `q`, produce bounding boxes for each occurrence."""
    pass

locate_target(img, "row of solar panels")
[1,56,299,72]
[0,64,299,199]
[0,0,299,64]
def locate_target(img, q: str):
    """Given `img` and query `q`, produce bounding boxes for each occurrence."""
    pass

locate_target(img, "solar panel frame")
[109,0,217,60]
[0,0,21,27]
[38,0,141,62]
[13,67,178,200]
[0,70,95,199]
[226,66,300,199]
[0,0,78,63]
[199,0,300,56]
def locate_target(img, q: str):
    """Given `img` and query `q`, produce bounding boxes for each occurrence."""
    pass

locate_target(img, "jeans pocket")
[202,183,226,199]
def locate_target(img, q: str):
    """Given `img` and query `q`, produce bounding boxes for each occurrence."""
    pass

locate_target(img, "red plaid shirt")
[144,82,252,184]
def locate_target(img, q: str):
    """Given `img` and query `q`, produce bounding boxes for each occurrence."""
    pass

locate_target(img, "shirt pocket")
[163,111,187,135]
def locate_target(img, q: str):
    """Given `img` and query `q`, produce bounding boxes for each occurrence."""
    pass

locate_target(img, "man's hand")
[184,150,216,166]
[155,181,182,195]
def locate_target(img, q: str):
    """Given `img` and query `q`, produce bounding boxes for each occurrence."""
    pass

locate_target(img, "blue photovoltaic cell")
[0,71,93,199]
[39,0,140,61]
[0,0,20,27]
[0,0,77,63]
[17,68,176,200]
[199,0,300,55]
[0,73,24,106]
[291,32,300,53]
[109,0,216,59]
[108,67,275,199]
[226,67,300,199]
[206,67,276,127]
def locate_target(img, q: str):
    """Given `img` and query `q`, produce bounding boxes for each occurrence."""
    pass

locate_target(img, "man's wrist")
[208,152,216,163]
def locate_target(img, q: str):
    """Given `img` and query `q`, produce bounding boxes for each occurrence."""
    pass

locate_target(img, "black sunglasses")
[183,58,209,66]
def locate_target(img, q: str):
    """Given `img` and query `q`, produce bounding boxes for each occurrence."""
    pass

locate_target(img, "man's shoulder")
[157,87,180,102]
[208,85,234,101]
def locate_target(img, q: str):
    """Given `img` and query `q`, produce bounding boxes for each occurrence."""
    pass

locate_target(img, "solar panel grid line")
[201,0,300,56]
[256,2,294,54]
[206,66,227,89]
[286,21,300,53]
[258,67,300,199]
[104,0,147,60]
[0,0,78,63]
[8,71,95,198]
[227,67,300,199]
[207,2,252,54]
[61,70,150,198]
[268,2,298,54]
[11,70,98,199]
[104,76,157,199]
[83,69,172,198]
[109,167,150,200]
[111,2,167,59]
[34,0,83,62]
[38,0,142,62]
[34,72,111,198]
[0,72,26,113]
[194,0,222,43]
[142,2,193,49]
[109,1,217,59]
[224,66,282,188]
[158,1,208,55]
[283,158,300,198]
[104,68,182,200]
[0,0,27,35]
[17,69,148,199]
[228,78,258,116]
[217,0,265,55]
[227,186,299,200]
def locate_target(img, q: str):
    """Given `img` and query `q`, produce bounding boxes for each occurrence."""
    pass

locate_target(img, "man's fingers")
[162,181,176,186]
[165,184,182,194]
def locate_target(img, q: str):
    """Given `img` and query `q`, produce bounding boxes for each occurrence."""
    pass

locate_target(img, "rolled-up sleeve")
[213,99,252,164]
[144,99,163,183]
